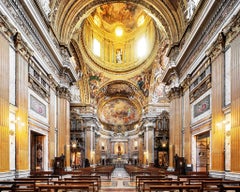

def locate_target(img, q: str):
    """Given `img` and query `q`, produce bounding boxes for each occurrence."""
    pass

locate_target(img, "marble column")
[143,122,154,165]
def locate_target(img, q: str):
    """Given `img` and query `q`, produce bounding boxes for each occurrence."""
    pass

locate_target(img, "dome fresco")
[91,3,146,33]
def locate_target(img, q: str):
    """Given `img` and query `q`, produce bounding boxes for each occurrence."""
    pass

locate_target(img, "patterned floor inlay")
[100,168,136,191]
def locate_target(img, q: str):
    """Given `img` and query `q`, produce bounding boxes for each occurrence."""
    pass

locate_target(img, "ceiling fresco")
[91,3,146,33]
[98,98,141,127]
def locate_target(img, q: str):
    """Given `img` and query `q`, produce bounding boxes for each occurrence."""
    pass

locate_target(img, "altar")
[112,158,128,167]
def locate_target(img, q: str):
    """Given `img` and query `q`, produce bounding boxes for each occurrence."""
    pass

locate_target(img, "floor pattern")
[100,168,136,191]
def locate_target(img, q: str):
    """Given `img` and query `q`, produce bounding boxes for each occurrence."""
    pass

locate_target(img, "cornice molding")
[0,11,17,40]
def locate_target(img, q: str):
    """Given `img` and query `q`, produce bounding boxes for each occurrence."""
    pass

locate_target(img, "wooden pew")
[202,180,240,192]
[37,184,90,191]
[0,181,36,191]
[14,178,51,185]
[0,185,13,192]
[53,180,95,192]
[71,175,101,190]
[28,174,60,181]
[149,184,202,192]
[135,175,168,191]
[218,184,240,192]
[186,171,208,176]
[187,177,222,185]
[91,166,114,180]
[30,170,53,176]
[142,180,184,192]
[64,178,99,191]
[62,170,83,175]
[177,174,209,182]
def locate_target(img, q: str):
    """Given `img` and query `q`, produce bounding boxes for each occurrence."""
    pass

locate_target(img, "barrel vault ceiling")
[48,0,188,133]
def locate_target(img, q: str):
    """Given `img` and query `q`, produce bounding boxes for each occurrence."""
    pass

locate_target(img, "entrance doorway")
[196,132,210,172]
[30,131,45,171]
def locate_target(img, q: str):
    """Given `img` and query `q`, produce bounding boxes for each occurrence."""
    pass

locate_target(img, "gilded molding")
[223,10,240,46]
[167,86,183,101]
[48,74,59,91]
[206,32,225,62]
[56,86,71,101]
[60,0,176,43]
[0,11,17,40]
[181,74,191,92]
[14,32,33,61]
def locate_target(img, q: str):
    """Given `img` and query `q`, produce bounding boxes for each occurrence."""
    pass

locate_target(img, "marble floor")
[100,168,136,192]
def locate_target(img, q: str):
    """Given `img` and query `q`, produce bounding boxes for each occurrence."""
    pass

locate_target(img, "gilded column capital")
[142,118,156,131]
[181,74,191,92]
[167,86,183,101]
[56,86,71,101]
[206,32,225,62]
[223,10,240,46]
[14,32,33,61]
[48,74,58,91]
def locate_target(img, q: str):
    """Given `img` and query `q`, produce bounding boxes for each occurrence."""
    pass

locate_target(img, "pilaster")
[206,31,225,173]
[56,86,71,168]
[167,86,183,169]
[14,32,32,173]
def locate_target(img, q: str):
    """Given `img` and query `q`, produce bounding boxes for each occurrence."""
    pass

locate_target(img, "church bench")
[135,175,168,191]
[142,180,184,192]
[218,184,240,192]
[93,165,115,176]
[149,184,202,192]
[28,175,60,180]
[61,170,83,175]
[37,184,90,191]
[0,181,36,191]
[130,171,151,181]
[124,165,152,180]
[91,170,112,180]
[201,180,240,192]
[0,185,13,192]
[177,174,209,182]
[64,178,99,191]
[187,177,222,185]
[14,178,51,185]
[30,170,53,176]
[71,175,101,189]
[186,171,209,176]
[53,180,96,192]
